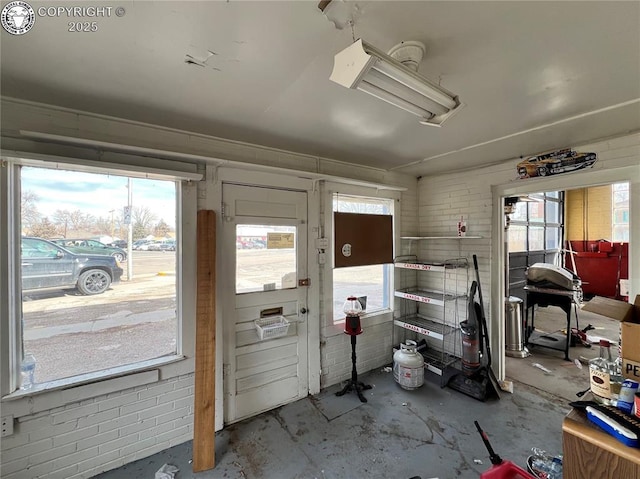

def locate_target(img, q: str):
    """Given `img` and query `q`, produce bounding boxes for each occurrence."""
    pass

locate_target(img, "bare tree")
[68,210,94,231]
[21,190,41,229]
[52,209,95,237]
[28,218,58,239]
[94,216,113,235]
[52,209,72,237]
[153,219,170,237]
[132,206,158,238]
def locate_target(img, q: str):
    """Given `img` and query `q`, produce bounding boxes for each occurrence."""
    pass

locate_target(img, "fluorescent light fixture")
[330,39,463,126]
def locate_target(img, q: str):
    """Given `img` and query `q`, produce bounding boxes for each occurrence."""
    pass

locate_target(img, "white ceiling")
[1,1,639,177]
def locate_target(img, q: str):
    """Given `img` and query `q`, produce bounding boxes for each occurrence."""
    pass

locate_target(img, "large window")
[13,165,179,391]
[612,182,629,242]
[332,195,393,322]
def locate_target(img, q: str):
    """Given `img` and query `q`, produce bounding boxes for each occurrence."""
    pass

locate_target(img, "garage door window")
[16,165,178,389]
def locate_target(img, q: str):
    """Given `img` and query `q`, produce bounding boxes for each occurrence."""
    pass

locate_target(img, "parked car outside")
[21,237,123,295]
[147,239,176,251]
[135,241,156,251]
[108,239,127,249]
[517,149,597,178]
[132,240,152,250]
[52,239,127,262]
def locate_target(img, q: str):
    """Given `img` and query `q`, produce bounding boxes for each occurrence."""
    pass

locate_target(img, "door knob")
[300,307,308,314]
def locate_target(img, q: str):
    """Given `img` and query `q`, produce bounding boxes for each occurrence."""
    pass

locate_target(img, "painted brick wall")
[1,98,417,478]
[0,375,194,479]
[320,321,394,387]
[415,133,640,358]
[319,183,418,389]
[566,186,613,241]
[1,99,636,478]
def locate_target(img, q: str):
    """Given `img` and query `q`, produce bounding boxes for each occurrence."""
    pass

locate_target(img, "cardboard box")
[622,357,640,382]
[582,294,640,380]
[581,295,636,322]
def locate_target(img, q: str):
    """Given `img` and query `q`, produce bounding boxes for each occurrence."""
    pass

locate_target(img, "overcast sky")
[22,166,176,227]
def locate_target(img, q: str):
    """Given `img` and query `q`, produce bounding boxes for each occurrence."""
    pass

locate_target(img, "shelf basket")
[255,316,290,341]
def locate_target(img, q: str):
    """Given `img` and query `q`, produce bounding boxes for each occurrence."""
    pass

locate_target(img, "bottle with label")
[589,339,622,405]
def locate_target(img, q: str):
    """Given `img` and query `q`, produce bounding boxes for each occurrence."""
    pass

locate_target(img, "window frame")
[507,192,564,298]
[0,153,199,414]
[322,183,399,337]
[508,192,563,255]
[612,182,630,242]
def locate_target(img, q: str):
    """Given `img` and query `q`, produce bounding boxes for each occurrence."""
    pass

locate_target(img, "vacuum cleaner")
[448,255,501,401]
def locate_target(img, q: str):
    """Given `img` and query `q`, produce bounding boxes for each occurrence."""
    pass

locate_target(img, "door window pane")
[508,225,527,252]
[20,166,178,387]
[236,225,297,293]
[511,202,528,222]
[546,227,560,249]
[529,227,544,250]
[545,201,560,224]
[528,202,544,223]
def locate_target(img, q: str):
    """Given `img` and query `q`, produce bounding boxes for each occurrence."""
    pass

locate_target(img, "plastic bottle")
[548,457,563,479]
[618,379,639,414]
[530,456,551,478]
[530,448,563,479]
[20,353,36,390]
[530,448,553,478]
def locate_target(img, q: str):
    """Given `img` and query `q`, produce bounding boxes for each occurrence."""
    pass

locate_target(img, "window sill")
[2,354,190,419]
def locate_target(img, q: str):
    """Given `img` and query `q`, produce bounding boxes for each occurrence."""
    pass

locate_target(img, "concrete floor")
[96,301,622,479]
[96,369,567,479]
[505,300,622,402]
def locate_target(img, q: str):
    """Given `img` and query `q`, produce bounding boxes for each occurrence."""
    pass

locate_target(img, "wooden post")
[193,210,216,472]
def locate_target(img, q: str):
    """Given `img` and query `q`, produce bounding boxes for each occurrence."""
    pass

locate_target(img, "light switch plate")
[315,238,329,249]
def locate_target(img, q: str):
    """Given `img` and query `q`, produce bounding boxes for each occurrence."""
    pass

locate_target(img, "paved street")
[22,251,178,384]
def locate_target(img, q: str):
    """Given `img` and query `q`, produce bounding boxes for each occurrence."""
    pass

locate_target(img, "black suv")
[21,237,123,295]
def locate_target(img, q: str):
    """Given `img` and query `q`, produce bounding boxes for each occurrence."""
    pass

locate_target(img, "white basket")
[255,316,290,340]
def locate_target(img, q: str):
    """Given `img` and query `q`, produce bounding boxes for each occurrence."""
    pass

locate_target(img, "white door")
[222,183,309,423]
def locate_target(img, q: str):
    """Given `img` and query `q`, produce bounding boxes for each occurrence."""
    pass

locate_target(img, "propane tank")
[393,340,425,390]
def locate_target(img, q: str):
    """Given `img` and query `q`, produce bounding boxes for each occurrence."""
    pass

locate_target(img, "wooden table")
[563,408,640,479]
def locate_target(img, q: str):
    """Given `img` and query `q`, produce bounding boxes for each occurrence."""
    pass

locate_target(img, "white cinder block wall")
[1,376,195,479]
[416,132,640,363]
[319,181,418,388]
[0,98,416,478]
[1,98,636,478]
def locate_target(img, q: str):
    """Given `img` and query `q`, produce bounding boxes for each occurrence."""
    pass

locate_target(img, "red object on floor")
[480,461,536,479]
[565,241,628,298]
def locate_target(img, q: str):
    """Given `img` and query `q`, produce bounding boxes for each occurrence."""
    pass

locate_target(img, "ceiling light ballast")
[330,39,463,127]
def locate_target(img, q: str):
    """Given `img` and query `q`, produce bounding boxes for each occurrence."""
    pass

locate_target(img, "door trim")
[207,166,320,431]
[492,164,640,382]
